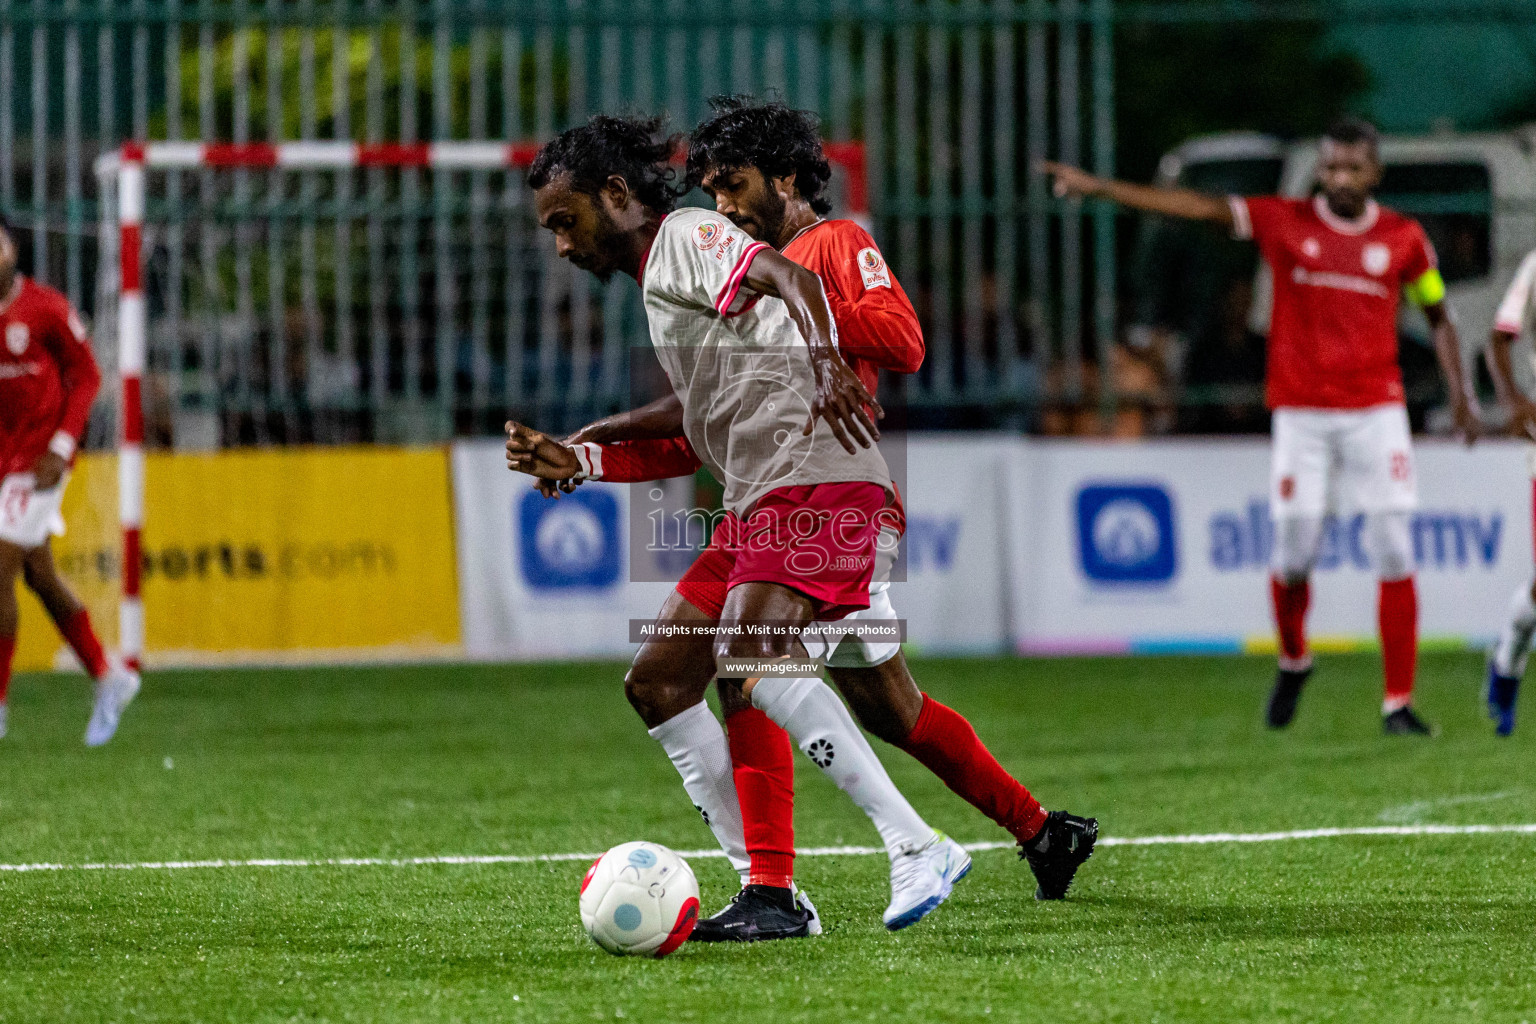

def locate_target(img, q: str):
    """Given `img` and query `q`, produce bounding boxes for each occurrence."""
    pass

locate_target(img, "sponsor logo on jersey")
[5,322,28,355]
[693,219,725,250]
[1301,238,1321,259]
[1362,242,1391,276]
[857,246,891,289]
[1075,483,1178,585]
[1290,265,1390,299]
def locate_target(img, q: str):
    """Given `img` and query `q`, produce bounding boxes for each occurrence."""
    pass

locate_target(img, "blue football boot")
[1487,661,1520,738]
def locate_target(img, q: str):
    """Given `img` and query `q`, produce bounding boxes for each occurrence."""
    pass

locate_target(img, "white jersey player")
[1483,248,1536,735]
[514,113,972,931]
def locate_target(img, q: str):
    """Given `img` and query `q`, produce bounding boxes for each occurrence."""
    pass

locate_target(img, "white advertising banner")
[454,435,1530,661]
[451,435,1017,660]
[887,434,1015,654]
[452,439,674,660]
[1006,438,1531,653]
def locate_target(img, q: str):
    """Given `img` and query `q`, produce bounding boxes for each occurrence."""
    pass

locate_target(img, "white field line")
[2,823,1535,875]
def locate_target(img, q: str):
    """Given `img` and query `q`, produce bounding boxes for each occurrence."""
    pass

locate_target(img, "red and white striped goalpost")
[101,139,867,667]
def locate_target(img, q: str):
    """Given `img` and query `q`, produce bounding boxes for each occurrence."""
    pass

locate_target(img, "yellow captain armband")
[1405,267,1446,307]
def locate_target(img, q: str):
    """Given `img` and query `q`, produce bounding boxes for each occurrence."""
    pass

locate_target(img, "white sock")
[750,676,933,859]
[1493,582,1536,679]
[646,701,750,881]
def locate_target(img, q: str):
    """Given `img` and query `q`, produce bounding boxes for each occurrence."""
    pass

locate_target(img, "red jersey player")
[0,218,140,744]
[1043,118,1479,735]
[512,99,1097,941]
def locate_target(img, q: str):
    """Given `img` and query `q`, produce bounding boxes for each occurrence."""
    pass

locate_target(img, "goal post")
[94,139,868,667]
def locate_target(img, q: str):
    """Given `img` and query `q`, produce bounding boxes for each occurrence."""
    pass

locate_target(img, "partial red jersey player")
[1043,118,1479,736]
[513,98,1098,942]
[0,218,140,744]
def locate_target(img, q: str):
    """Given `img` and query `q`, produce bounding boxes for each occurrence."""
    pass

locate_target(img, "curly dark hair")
[686,95,833,215]
[527,113,684,214]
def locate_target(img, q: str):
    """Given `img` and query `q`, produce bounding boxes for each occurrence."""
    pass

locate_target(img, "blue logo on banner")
[1076,483,1177,584]
[518,488,621,591]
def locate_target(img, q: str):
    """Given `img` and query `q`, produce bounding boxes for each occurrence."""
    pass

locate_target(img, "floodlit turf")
[2,652,1534,1023]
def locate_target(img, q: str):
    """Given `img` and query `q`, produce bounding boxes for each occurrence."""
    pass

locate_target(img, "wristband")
[570,442,604,481]
[48,430,77,461]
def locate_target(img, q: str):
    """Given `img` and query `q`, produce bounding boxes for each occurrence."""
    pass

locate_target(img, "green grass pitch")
[1,652,1534,1023]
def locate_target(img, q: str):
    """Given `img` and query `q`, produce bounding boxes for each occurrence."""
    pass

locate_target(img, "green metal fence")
[0,0,1123,444]
[5,1,1525,445]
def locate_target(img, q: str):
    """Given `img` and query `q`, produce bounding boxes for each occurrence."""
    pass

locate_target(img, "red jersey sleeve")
[1401,220,1437,282]
[38,291,101,452]
[1228,195,1290,249]
[816,224,925,374]
[571,436,703,483]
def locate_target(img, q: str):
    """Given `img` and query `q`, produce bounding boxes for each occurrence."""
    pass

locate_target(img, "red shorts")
[676,481,901,622]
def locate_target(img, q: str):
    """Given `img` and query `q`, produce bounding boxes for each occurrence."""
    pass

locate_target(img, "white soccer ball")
[578,841,700,957]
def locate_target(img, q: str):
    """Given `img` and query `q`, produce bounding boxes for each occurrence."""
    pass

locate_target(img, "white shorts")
[801,581,903,668]
[800,527,903,669]
[1270,405,1416,520]
[0,471,69,549]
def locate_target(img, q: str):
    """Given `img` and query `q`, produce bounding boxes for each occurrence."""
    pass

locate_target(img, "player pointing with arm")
[0,218,140,744]
[1042,118,1480,735]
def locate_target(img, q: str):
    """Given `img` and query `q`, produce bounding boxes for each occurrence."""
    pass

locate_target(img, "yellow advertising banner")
[15,447,461,669]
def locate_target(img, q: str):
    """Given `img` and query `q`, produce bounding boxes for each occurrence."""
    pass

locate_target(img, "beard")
[734,188,787,246]
[575,203,626,283]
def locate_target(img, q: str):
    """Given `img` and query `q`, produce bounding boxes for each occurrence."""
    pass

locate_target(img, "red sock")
[900,694,1048,844]
[1270,575,1312,669]
[58,608,109,680]
[1379,577,1418,710]
[0,634,13,702]
[724,707,795,890]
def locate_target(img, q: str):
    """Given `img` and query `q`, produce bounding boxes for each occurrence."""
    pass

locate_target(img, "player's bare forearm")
[566,394,685,444]
[1425,303,1480,443]
[1037,161,1233,228]
[743,249,883,451]
[1487,330,1536,439]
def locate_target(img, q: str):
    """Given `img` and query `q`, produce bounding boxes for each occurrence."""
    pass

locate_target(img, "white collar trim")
[1313,194,1379,235]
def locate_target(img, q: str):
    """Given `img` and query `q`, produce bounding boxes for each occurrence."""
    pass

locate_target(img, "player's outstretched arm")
[1486,328,1536,440]
[742,247,883,453]
[1038,161,1234,228]
[1421,301,1481,444]
[565,393,686,445]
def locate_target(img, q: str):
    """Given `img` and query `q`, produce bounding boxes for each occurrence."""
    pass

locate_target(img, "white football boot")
[883,831,971,931]
[84,663,141,747]
[796,884,824,936]
[0,703,7,739]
